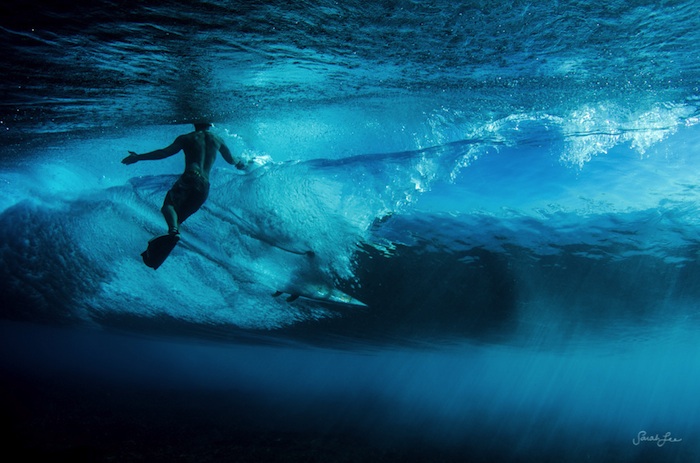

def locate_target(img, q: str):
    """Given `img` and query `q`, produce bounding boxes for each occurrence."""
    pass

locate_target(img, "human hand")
[249,154,272,169]
[122,151,139,165]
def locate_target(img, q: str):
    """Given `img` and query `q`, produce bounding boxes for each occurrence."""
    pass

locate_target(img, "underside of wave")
[6,136,699,346]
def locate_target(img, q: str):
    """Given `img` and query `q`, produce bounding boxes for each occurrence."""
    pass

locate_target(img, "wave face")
[2,1,700,461]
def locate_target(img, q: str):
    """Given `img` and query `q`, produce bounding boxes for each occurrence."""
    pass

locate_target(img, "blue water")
[1,1,699,461]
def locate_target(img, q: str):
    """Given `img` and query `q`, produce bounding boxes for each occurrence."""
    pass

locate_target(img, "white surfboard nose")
[273,284,368,307]
[325,289,368,307]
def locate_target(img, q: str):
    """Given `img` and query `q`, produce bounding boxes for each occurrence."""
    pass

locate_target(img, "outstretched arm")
[219,143,247,170]
[122,136,184,165]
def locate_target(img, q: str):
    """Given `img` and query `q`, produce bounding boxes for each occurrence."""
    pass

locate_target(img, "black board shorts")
[163,170,210,223]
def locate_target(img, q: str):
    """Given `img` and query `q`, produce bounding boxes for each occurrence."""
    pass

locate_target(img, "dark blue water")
[2,1,699,461]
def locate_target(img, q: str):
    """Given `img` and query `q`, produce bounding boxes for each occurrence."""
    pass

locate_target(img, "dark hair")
[194,123,212,131]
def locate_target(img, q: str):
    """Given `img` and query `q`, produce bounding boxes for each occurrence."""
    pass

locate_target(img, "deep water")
[2,1,700,461]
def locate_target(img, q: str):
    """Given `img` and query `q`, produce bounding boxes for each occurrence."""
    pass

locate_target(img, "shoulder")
[209,132,224,142]
[211,133,228,147]
[166,134,186,148]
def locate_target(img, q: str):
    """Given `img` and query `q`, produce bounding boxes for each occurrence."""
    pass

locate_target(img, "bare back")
[179,131,227,181]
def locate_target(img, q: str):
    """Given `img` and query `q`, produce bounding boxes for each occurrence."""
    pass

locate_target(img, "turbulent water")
[1,1,699,461]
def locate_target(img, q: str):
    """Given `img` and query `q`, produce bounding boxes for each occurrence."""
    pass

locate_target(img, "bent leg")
[161,203,179,235]
[160,173,208,235]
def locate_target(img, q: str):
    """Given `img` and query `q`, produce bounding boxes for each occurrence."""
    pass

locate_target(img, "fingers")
[122,153,137,165]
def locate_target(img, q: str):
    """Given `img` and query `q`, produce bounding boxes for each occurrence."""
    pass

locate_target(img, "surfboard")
[141,234,180,270]
[272,286,368,307]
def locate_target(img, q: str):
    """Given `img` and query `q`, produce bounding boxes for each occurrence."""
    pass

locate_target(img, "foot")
[168,227,180,236]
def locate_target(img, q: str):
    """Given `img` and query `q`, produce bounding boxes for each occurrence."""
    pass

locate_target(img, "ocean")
[1,0,699,461]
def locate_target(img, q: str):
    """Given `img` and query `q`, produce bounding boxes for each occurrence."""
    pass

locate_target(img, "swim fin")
[141,234,180,270]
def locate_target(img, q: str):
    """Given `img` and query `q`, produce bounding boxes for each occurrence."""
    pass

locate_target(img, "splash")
[560,103,696,167]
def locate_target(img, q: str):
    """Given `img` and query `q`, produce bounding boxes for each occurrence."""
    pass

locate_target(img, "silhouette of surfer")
[122,122,248,269]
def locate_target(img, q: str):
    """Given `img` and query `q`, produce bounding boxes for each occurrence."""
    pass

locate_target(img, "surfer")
[122,122,249,269]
